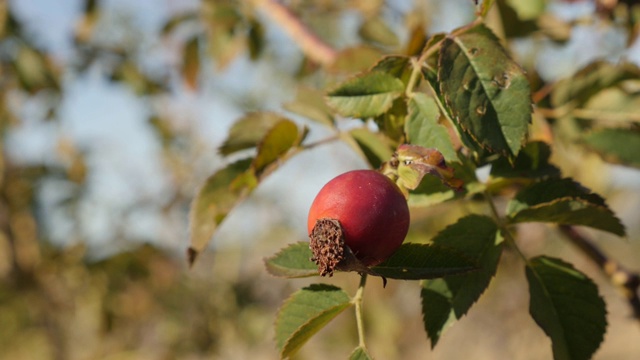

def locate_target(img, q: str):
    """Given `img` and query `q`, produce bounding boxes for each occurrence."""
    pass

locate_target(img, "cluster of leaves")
[188,1,640,359]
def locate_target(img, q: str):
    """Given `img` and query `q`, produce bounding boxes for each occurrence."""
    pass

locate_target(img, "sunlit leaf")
[219,112,289,155]
[421,215,502,346]
[188,159,255,265]
[505,0,547,20]
[507,178,625,236]
[252,119,303,176]
[551,61,640,107]
[264,242,318,278]
[284,87,334,126]
[439,23,531,158]
[526,256,607,360]
[275,284,352,359]
[347,128,394,169]
[371,243,477,280]
[406,93,458,162]
[327,46,383,74]
[349,346,373,360]
[371,55,412,82]
[326,71,405,118]
[396,145,463,191]
[583,128,640,168]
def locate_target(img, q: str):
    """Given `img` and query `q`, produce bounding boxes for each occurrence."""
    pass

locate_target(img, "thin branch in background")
[253,0,338,66]
[559,225,640,321]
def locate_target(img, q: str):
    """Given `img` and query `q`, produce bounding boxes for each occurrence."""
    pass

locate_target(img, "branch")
[254,0,338,66]
[559,225,640,321]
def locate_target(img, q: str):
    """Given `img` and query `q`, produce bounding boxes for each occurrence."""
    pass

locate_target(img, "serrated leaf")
[265,242,318,278]
[182,36,200,90]
[583,128,640,168]
[551,61,640,107]
[219,112,288,155]
[406,93,458,163]
[526,256,607,360]
[326,71,405,118]
[438,23,531,158]
[507,178,625,236]
[275,284,352,359]
[371,243,477,280]
[347,128,394,169]
[252,119,303,176]
[188,159,255,265]
[421,215,502,346]
[490,141,561,179]
[371,55,412,81]
[349,346,373,360]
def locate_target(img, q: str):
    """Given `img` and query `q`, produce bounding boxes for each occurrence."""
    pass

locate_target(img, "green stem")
[353,273,368,349]
[483,190,529,264]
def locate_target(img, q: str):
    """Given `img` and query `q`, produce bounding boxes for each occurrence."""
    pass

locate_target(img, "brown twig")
[253,0,338,66]
[559,225,640,321]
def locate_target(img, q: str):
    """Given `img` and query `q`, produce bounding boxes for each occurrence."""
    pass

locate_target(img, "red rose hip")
[307,169,410,276]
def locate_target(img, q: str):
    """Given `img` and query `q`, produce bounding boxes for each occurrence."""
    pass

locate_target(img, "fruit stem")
[353,273,368,349]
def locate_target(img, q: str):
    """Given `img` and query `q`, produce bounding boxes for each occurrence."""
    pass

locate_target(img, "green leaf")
[328,46,384,74]
[284,87,334,126]
[264,242,318,278]
[551,61,640,107]
[371,243,477,280]
[347,128,394,169]
[252,119,304,176]
[505,0,547,20]
[219,112,289,155]
[349,346,373,360]
[421,215,502,346]
[507,178,626,236]
[326,71,405,118]
[275,284,352,359]
[406,93,458,163]
[583,128,640,168]
[187,159,255,265]
[371,55,412,82]
[526,256,607,360]
[490,141,561,179]
[438,23,531,158]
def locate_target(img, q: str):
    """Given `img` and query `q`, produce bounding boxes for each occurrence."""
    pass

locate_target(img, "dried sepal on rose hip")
[307,169,410,277]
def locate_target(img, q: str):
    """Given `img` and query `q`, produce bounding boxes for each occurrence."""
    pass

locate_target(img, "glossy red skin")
[307,170,410,266]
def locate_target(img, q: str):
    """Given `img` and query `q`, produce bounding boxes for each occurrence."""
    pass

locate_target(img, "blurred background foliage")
[1,0,640,359]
